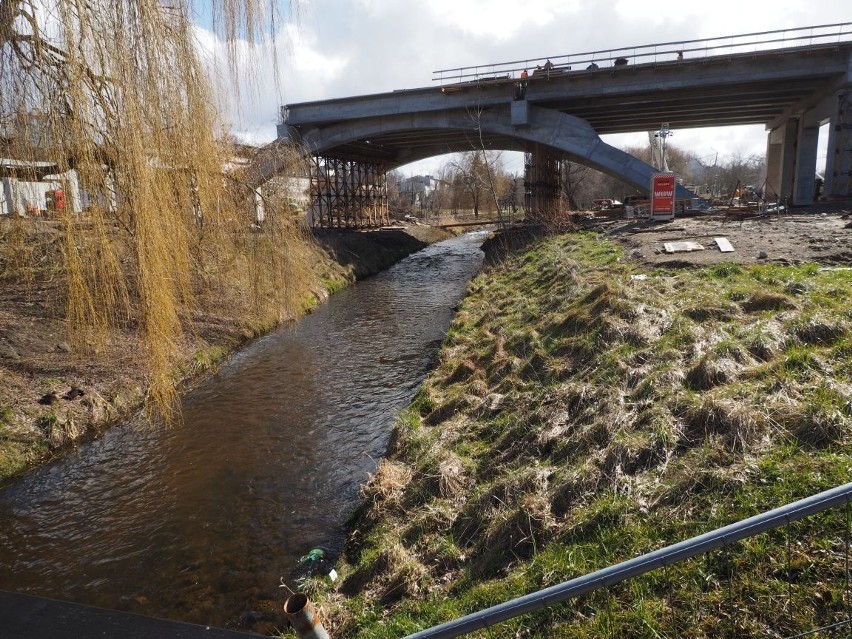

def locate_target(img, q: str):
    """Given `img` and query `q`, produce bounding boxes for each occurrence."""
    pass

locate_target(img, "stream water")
[0,232,485,631]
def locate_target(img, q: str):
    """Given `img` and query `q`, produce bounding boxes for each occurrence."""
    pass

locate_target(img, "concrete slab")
[663,241,705,253]
[714,237,735,252]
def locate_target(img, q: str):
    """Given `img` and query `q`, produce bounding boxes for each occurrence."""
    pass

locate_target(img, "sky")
[195,0,851,176]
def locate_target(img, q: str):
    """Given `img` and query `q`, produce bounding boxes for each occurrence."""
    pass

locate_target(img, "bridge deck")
[281,25,852,168]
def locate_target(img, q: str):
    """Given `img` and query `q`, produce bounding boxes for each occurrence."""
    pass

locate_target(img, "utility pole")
[655,123,672,172]
[710,148,719,198]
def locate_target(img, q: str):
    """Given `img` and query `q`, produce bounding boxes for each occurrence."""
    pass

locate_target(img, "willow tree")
[0,1,312,421]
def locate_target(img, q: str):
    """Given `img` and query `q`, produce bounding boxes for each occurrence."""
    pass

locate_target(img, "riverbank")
[0,222,451,484]
[320,217,852,638]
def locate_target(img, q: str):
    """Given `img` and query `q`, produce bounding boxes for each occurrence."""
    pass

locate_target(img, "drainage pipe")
[404,481,852,639]
[284,593,330,639]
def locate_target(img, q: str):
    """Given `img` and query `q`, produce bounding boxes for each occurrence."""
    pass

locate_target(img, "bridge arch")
[269,103,691,198]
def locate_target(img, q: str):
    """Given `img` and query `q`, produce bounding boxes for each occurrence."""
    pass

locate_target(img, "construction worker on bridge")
[514,69,529,100]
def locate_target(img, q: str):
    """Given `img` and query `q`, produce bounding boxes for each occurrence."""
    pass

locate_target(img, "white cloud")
[613,0,813,35]
[425,0,581,39]
[290,37,348,82]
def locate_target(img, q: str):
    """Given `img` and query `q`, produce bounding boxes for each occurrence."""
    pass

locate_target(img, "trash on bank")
[297,546,338,583]
[714,237,735,253]
[663,241,705,253]
[300,547,326,564]
[284,593,330,639]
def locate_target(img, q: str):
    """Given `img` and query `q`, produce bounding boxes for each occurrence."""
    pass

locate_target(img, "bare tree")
[561,161,592,210]
[716,152,767,199]
[450,151,487,216]
[447,149,512,218]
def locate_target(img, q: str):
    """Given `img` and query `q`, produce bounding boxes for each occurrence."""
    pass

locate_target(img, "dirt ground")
[587,202,852,268]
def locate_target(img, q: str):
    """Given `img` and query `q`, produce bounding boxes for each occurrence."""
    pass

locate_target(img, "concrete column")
[765,119,798,202]
[511,100,529,127]
[825,91,852,199]
[0,178,10,215]
[254,186,265,223]
[792,122,820,206]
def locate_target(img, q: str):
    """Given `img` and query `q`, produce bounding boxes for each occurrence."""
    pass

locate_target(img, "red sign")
[651,173,676,214]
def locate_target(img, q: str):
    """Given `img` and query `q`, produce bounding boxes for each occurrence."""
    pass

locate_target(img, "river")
[0,232,485,631]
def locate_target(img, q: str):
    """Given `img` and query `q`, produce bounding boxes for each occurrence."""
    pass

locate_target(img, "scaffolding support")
[309,155,389,228]
[524,144,562,221]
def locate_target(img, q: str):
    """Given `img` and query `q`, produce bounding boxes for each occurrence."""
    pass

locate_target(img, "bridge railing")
[432,21,852,84]
[402,481,852,639]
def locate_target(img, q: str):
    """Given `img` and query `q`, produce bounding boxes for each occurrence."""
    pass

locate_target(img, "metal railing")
[403,481,852,639]
[432,22,852,84]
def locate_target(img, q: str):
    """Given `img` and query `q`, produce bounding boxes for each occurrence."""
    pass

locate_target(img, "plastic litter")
[300,547,325,563]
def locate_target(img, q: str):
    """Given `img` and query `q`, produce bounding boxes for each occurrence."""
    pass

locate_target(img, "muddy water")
[0,233,484,630]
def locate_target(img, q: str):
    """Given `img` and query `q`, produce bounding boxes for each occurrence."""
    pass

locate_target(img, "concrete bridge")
[258,23,852,227]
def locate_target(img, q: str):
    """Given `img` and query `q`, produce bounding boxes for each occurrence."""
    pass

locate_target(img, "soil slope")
[0,223,449,483]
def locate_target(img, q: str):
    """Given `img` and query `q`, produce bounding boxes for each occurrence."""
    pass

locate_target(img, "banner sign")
[651,173,676,220]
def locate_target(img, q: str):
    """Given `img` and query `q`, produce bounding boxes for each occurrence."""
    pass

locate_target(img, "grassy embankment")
[317,230,851,638]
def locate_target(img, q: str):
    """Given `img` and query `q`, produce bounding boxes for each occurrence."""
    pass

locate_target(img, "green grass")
[306,231,852,639]
[0,407,13,426]
[192,345,228,369]
[321,274,349,294]
[35,412,59,433]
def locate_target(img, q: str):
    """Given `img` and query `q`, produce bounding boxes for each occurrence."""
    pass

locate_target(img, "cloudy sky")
[197,0,850,175]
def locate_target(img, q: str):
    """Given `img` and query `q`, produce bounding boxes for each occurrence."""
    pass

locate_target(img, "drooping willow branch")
[1,1,308,424]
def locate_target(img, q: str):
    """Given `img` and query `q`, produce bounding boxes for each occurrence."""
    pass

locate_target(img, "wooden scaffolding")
[524,144,562,221]
[309,155,389,228]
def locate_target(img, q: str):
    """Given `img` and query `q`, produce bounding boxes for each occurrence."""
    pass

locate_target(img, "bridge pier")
[793,120,821,206]
[767,89,852,206]
[765,120,795,202]
[825,91,852,199]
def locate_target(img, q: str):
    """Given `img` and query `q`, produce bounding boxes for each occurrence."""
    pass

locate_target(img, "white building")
[0,160,83,215]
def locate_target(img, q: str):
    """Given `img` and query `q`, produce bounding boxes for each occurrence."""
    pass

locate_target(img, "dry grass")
[740,290,797,313]
[359,460,414,521]
[326,232,852,639]
[681,393,772,452]
[437,452,472,499]
[685,354,744,390]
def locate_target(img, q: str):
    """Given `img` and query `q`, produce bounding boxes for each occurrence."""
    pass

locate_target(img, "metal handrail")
[432,21,852,84]
[403,481,852,639]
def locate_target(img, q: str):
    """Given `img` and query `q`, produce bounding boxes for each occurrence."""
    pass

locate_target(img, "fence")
[432,22,852,85]
[403,481,852,639]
